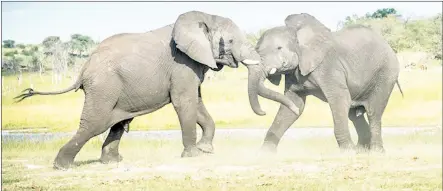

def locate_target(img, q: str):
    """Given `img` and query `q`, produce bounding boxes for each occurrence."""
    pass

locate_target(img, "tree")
[2,40,15,48]
[370,8,398,18]
[16,43,26,49]
[339,11,442,62]
[42,36,61,55]
[41,36,69,85]
[70,34,94,57]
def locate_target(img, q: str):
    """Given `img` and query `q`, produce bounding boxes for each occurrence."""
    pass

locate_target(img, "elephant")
[243,13,404,153]
[15,10,261,170]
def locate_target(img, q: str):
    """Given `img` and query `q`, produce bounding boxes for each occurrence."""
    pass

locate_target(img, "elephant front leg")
[196,96,215,153]
[100,119,130,163]
[262,90,306,153]
[171,86,203,158]
[326,91,356,151]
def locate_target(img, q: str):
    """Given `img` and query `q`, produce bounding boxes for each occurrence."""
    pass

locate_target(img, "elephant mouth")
[215,54,239,68]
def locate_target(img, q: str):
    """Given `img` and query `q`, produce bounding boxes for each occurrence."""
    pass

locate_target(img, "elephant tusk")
[242,59,260,65]
[269,68,277,75]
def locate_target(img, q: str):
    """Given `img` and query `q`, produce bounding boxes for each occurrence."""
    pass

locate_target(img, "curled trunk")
[246,65,300,116]
[247,65,267,116]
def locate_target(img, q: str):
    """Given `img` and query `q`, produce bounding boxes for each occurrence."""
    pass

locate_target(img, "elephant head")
[172,11,260,71]
[243,13,333,116]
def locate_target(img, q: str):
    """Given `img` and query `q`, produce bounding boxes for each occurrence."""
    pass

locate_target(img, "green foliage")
[42,36,61,54]
[69,34,95,57]
[16,43,26,49]
[341,11,442,59]
[2,33,96,75]
[370,8,398,18]
[2,39,15,48]
[4,50,18,57]
[246,28,268,46]
[42,36,61,47]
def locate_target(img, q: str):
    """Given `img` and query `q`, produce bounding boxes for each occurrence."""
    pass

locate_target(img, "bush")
[341,13,442,60]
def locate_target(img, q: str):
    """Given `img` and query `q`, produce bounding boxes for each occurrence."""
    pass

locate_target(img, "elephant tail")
[14,78,83,103]
[14,59,89,103]
[396,79,404,98]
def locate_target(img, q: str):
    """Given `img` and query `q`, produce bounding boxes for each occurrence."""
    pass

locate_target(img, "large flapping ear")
[172,11,218,69]
[285,13,335,76]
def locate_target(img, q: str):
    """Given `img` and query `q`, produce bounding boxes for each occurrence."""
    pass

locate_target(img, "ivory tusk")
[269,68,277,75]
[241,59,260,65]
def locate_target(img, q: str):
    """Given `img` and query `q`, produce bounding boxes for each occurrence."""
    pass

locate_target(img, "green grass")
[2,65,442,132]
[2,128,442,190]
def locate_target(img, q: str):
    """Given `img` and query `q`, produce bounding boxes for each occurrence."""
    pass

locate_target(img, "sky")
[2,1,442,44]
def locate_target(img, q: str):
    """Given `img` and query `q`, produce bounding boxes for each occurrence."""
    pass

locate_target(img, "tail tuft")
[14,88,35,103]
[396,80,404,98]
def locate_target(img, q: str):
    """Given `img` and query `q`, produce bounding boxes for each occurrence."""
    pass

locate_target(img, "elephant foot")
[196,141,214,154]
[53,156,73,170]
[100,153,123,164]
[369,144,386,154]
[259,143,278,155]
[339,143,357,154]
[355,144,370,154]
[181,147,205,158]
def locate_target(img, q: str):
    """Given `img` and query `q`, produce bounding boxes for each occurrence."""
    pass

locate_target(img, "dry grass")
[2,127,441,190]
[2,65,442,132]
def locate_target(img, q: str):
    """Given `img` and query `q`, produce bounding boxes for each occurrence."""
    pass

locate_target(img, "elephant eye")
[277,46,282,50]
[229,39,233,43]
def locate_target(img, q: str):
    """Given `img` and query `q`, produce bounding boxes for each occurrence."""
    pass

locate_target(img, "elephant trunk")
[246,65,300,116]
[247,65,267,116]
[232,41,261,65]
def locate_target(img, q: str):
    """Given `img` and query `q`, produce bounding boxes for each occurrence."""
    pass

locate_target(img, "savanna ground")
[2,127,442,190]
[2,63,442,190]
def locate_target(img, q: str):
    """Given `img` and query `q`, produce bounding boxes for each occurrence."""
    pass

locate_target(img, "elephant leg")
[366,82,396,153]
[100,119,131,163]
[54,85,119,169]
[348,107,371,151]
[53,98,114,170]
[261,90,306,153]
[196,91,215,153]
[171,81,203,158]
[326,89,355,151]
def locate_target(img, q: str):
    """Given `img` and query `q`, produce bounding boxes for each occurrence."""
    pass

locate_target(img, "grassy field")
[2,127,441,190]
[1,65,442,132]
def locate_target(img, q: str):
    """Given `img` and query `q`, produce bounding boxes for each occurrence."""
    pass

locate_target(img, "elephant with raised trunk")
[15,11,261,170]
[243,13,403,153]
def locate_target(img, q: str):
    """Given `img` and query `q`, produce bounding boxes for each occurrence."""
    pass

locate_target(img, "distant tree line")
[2,34,97,85]
[246,8,442,61]
[337,8,441,59]
[2,7,441,81]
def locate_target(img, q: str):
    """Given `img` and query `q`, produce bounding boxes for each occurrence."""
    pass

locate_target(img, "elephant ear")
[297,30,335,76]
[267,74,282,86]
[172,12,218,69]
[285,13,335,76]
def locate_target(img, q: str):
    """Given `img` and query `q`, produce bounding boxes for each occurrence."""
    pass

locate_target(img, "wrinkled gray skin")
[15,11,261,170]
[244,13,403,153]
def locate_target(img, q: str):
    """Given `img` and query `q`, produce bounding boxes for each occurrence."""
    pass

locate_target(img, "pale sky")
[2,1,442,44]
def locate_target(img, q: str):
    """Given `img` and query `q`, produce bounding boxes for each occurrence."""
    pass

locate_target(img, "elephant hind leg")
[348,107,371,151]
[366,80,397,153]
[54,95,119,170]
[100,118,132,163]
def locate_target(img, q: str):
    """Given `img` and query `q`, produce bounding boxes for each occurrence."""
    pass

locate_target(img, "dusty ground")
[2,127,442,190]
